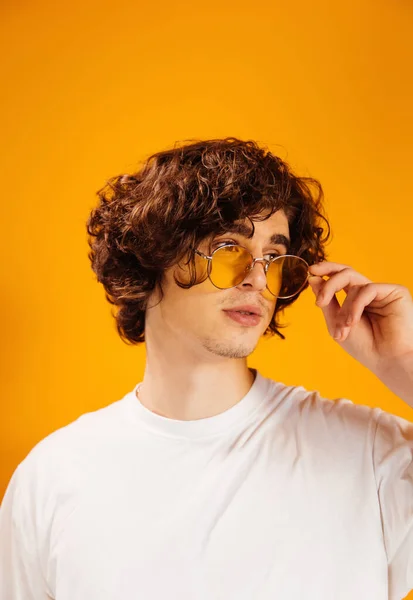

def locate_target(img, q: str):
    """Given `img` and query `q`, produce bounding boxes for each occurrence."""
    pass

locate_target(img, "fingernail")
[333,328,342,340]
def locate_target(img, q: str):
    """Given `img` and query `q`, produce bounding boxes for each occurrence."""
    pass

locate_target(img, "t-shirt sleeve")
[373,409,413,600]
[0,465,51,599]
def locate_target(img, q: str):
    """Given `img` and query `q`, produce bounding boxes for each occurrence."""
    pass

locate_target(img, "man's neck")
[137,362,256,421]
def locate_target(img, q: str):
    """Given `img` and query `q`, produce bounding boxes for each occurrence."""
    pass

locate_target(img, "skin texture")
[308,261,413,407]
[139,209,291,420]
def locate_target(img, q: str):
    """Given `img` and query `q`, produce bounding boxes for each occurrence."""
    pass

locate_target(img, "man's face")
[146,210,291,359]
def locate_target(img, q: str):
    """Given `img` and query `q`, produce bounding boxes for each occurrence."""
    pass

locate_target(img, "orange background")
[1,1,413,593]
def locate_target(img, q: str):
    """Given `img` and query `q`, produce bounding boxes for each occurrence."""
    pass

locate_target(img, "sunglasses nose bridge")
[248,256,269,273]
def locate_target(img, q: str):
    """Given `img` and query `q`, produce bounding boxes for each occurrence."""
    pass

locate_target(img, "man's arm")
[374,352,413,409]
[0,466,51,599]
[373,409,413,599]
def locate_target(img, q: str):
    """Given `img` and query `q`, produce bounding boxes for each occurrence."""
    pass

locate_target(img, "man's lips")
[223,309,263,326]
[223,305,263,317]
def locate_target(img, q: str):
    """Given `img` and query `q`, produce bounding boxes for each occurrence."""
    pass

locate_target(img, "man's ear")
[173,246,209,287]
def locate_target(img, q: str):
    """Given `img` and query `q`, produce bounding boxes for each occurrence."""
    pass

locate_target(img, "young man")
[1,137,413,599]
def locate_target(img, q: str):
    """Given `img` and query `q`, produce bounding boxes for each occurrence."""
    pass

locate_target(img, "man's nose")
[238,259,268,291]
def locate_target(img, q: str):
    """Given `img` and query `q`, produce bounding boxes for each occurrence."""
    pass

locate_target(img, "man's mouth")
[224,305,263,317]
[223,310,262,327]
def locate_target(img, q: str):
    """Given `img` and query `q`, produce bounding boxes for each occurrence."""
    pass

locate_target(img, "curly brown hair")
[86,137,331,345]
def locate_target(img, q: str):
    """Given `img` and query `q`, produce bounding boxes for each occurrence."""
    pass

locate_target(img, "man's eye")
[214,241,237,249]
[211,240,237,251]
[213,241,281,259]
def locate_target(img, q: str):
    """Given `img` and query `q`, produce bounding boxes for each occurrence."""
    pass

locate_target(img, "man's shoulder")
[0,390,138,528]
[266,375,383,441]
[16,389,136,483]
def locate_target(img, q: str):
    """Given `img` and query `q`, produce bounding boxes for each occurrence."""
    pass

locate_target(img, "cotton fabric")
[1,369,412,599]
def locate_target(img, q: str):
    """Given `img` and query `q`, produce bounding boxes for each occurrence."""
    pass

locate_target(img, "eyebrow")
[223,223,291,253]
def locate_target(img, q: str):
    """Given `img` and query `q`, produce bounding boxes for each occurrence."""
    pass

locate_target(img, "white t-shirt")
[1,369,412,600]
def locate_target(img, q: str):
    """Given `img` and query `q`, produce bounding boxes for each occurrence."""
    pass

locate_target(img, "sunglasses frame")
[193,243,311,300]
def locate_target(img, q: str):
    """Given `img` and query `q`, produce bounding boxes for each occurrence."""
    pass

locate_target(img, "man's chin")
[202,338,258,359]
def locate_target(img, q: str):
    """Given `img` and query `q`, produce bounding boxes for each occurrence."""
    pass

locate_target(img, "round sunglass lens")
[210,246,251,289]
[210,246,308,299]
[267,255,308,299]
